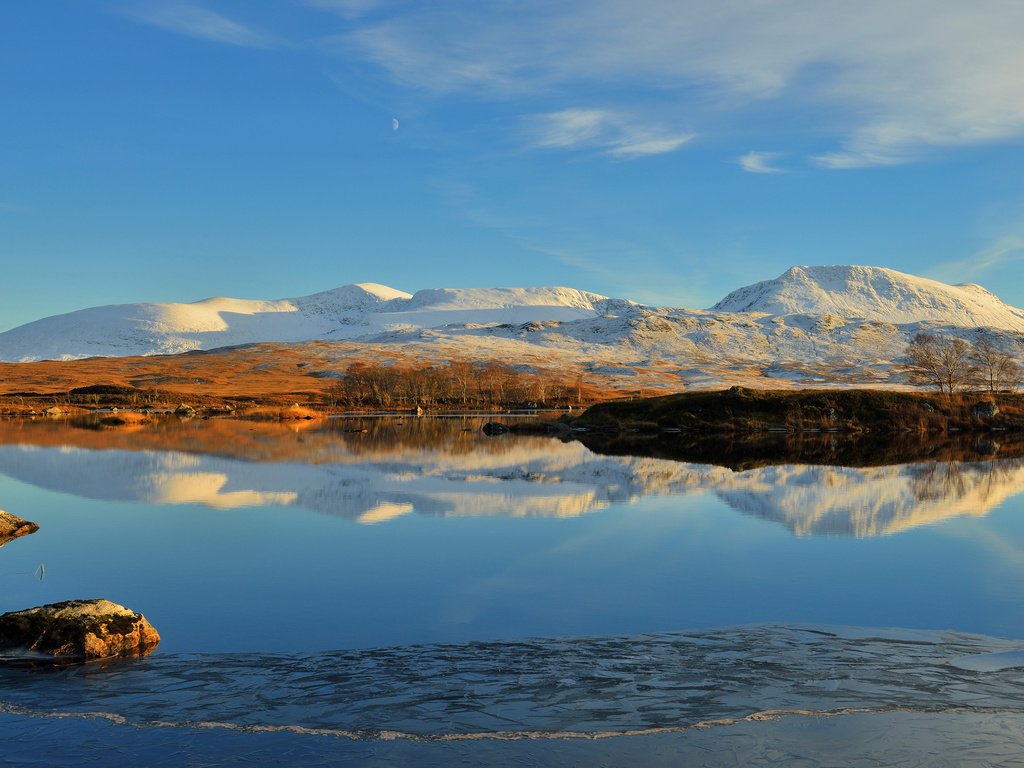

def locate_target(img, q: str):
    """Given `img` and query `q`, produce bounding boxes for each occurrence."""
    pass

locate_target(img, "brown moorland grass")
[0,342,614,412]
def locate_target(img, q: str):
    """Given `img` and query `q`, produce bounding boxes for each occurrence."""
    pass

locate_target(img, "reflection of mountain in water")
[0,420,1022,536]
[716,462,1024,536]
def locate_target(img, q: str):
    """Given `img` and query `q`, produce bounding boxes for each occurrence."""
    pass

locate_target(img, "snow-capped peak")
[710,265,1024,328]
[353,283,413,301]
[291,283,412,315]
[402,286,610,311]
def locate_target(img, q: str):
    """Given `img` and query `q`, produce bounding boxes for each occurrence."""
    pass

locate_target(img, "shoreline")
[3,386,1022,430]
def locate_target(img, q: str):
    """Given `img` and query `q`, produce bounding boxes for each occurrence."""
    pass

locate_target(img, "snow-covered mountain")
[0,283,626,362]
[2,265,1023,389]
[712,265,1024,329]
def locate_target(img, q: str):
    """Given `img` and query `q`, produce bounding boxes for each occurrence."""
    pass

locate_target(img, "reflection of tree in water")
[322,417,506,455]
[908,459,1024,507]
[0,415,549,464]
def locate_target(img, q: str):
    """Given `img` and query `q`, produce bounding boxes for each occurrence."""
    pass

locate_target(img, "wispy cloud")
[524,241,709,307]
[610,136,694,158]
[333,0,1024,168]
[528,109,693,158]
[931,236,1024,283]
[305,0,392,19]
[434,178,707,306]
[119,2,277,48]
[736,151,786,174]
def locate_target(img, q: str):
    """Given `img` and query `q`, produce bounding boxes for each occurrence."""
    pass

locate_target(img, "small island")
[565,387,1021,434]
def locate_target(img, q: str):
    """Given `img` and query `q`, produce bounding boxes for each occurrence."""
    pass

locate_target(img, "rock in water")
[0,510,39,548]
[0,599,160,661]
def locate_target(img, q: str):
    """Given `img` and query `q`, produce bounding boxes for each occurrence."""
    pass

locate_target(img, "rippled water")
[2,625,1024,765]
[2,416,1024,764]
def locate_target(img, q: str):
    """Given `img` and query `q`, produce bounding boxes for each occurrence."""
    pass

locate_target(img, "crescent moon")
[391,118,400,131]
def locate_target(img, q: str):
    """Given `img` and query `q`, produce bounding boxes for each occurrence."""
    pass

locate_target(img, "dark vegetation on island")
[565,387,1023,434]
[507,387,1024,473]
[493,387,1024,469]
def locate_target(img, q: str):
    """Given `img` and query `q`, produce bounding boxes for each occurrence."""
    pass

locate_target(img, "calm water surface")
[2,416,1024,764]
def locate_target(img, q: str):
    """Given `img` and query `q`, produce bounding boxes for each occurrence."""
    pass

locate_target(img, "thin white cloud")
[736,151,786,174]
[525,241,709,307]
[610,135,694,158]
[528,109,693,158]
[335,0,1024,168]
[531,109,612,149]
[932,236,1024,283]
[306,0,392,18]
[812,151,907,170]
[119,2,277,48]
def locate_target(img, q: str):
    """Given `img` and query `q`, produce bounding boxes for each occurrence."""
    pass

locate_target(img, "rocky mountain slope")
[1,265,1022,390]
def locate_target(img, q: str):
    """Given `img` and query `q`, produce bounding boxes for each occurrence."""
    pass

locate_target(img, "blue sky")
[3,1,1024,330]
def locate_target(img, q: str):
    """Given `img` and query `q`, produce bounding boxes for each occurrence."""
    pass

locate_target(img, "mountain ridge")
[2,266,1023,393]
[0,283,623,362]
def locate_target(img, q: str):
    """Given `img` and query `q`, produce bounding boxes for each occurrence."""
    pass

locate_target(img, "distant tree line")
[902,333,1024,394]
[325,361,590,409]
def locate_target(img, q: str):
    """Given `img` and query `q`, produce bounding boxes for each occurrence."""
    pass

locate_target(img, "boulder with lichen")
[0,599,160,661]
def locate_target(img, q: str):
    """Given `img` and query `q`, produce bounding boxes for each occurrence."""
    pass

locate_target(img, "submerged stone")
[0,510,39,549]
[0,599,160,661]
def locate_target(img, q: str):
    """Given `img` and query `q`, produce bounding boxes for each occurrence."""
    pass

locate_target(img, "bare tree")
[902,333,978,394]
[326,360,591,409]
[971,337,1024,392]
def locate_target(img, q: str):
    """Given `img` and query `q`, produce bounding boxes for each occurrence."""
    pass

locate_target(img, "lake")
[1,415,1023,765]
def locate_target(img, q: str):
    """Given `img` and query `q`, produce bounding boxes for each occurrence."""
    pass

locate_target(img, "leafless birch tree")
[902,333,978,394]
[971,337,1024,392]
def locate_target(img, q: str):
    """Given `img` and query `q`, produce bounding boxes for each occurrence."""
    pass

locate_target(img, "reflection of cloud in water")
[356,502,414,525]
[149,472,298,510]
[0,441,1022,536]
